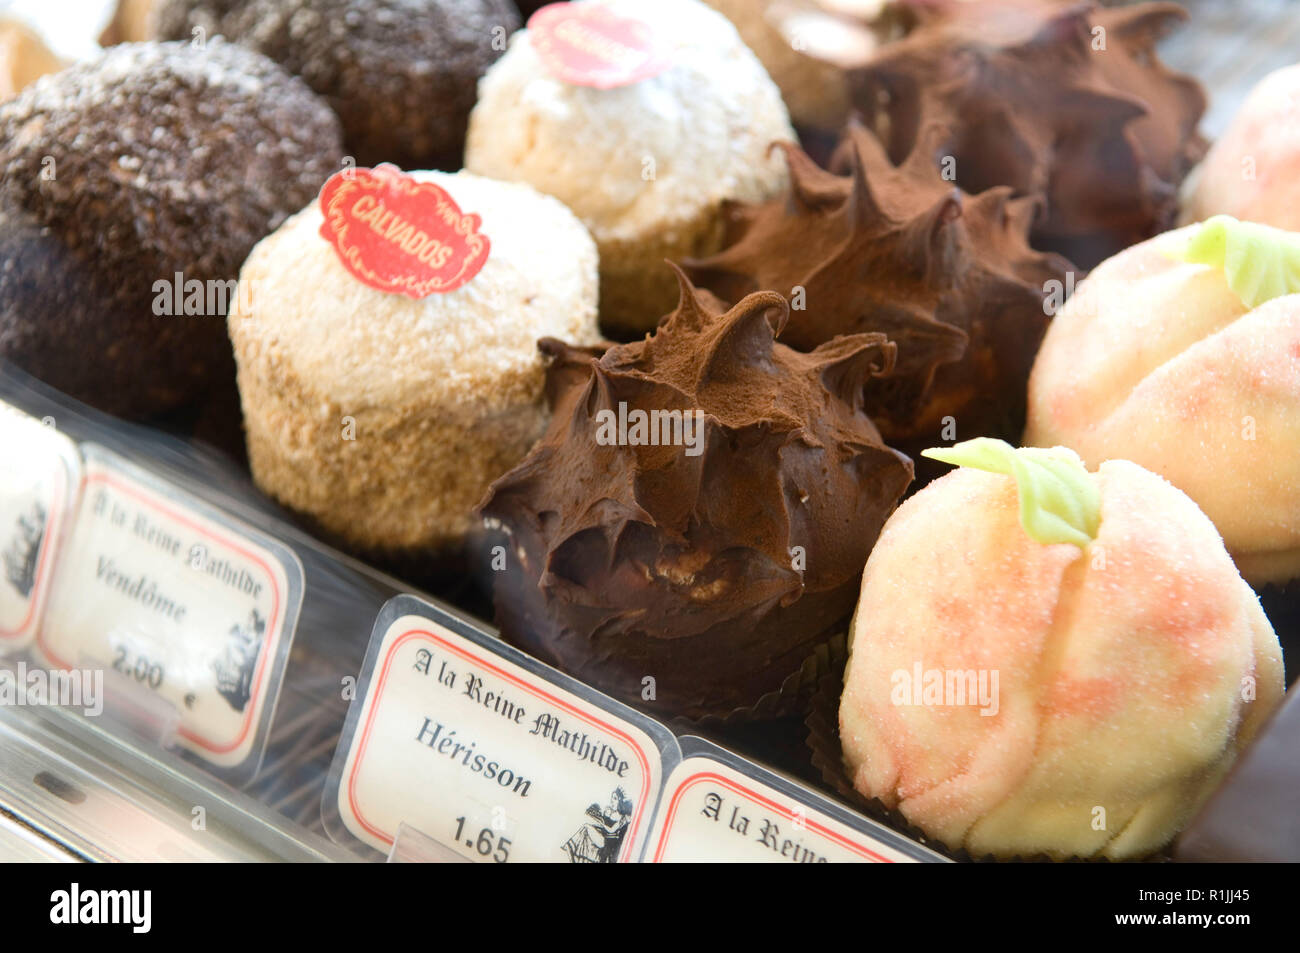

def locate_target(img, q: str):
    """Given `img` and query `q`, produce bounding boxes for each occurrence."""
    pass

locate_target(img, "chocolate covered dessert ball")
[1025,217,1300,587]
[478,271,913,720]
[0,40,343,418]
[466,0,796,334]
[687,122,1071,455]
[153,0,520,170]
[850,0,1206,269]
[840,439,1284,860]
[229,168,600,556]
[1182,65,1300,232]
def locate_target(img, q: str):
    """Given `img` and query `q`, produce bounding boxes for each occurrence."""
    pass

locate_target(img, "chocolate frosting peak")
[686,122,1070,451]
[849,0,1206,268]
[478,271,913,719]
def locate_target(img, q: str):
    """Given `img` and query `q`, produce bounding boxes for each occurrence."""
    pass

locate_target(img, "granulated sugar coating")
[1182,64,1300,232]
[228,169,600,555]
[1025,224,1300,585]
[839,460,1284,861]
[153,0,520,169]
[0,38,343,417]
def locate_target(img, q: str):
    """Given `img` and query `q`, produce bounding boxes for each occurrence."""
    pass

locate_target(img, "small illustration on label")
[3,501,46,599]
[318,164,491,299]
[562,786,633,863]
[213,609,265,714]
[528,3,673,89]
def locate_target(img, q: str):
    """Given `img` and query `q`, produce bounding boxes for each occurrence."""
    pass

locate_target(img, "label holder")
[647,735,949,863]
[386,822,473,864]
[0,401,81,654]
[31,444,305,785]
[322,594,681,863]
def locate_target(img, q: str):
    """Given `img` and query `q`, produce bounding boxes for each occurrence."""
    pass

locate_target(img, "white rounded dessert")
[1025,219,1300,586]
[465,0,795,333]
[228,169,600,554]
[1182,65,1300,231]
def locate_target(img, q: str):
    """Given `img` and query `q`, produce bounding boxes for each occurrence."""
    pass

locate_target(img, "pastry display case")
[0,0,1296,869]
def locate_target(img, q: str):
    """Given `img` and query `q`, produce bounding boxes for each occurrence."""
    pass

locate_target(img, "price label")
[0,401,79,652]
[528,2,674,89]
[647,737,943,863]
[35,445,303,772]
[327,595,676,863]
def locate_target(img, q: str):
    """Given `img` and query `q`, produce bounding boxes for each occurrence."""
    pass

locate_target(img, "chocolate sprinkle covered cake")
[153,0,520,170]
[0,39,343,419]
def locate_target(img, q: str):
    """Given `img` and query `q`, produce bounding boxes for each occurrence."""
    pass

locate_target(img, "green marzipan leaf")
[922,438,1100,548]
[1171,214,1300,310]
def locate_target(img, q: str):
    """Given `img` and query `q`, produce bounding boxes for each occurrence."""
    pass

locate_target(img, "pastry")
[229,167,600,556]
[701,0,887,134]
[465,0,796,335]
[686,121,1070,454]
[1024,216,1300,586]
[1182,65,1300,232]
[0,40,342,418]
[840,438,1285,860]
[0,18,64,100]
[153,0,520,170]
[849,0,1206,269]
[99,0,159,45]
[478,270,912,720]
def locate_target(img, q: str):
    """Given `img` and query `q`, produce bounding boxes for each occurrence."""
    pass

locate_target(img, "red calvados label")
[318,164,490,299]
[528,2,673,89]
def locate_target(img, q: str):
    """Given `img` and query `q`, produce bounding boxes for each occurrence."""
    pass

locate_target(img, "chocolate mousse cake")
[687,121,1071,455]
[849,0,1207,268]
[478,269,913,720]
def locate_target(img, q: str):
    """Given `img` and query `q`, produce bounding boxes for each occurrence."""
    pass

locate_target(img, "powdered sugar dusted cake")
[465,0,796,334]
[229,169,600,556]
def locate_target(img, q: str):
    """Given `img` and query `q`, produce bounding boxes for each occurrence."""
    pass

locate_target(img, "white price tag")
[0,401,79,653]
[35,445,303,772]
[647,738,943,863]
[328,596,675,863]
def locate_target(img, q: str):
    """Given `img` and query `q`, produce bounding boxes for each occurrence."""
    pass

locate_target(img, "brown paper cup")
[670,626,850,732]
